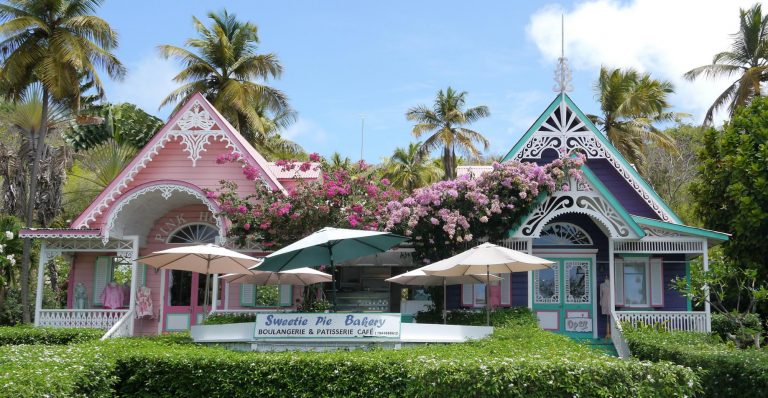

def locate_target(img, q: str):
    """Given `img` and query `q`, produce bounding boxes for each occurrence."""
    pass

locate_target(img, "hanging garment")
[100,282,124,309]
[600,279,612,315]
[135,286,154,318]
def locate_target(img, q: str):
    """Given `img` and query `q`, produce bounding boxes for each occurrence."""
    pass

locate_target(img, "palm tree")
[382,142,443,192]
[684,4,768,125]
[252,106,305,160]
[588,67,681,173]
[159,9,289,143]
[0,0,125,323]
[406,87,490,180]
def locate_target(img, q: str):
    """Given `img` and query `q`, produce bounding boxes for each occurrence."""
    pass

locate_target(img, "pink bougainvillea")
[206,154,401,249]
[382,155,585,262]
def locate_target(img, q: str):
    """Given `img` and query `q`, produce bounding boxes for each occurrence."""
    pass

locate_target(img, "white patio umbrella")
[421,242,554,325]
[136,244,261,319]
[255,227,409,309]
[222,267,332,286]
[386,269,501,324]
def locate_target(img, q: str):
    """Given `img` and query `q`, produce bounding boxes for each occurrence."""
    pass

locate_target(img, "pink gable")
[71,93,286,230]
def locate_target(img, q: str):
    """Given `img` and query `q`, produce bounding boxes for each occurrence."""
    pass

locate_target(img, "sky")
[98,0,762,162]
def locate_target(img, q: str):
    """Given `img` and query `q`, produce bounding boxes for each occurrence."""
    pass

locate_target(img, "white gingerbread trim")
[102,183,224,242]
[72,94,280,229]
[508,96,678,223]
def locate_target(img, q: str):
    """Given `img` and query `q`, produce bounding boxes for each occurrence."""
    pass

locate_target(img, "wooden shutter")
[650,258,664,307]
[279,285,292,307]
[240,284,255,307]
[92,256,113,306]
[500,273,511,306]
[614,258,624,306]
[137,264,147,287]
[461,284,473,307]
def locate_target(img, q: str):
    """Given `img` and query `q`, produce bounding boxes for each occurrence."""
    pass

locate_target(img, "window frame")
[621,257,651,308]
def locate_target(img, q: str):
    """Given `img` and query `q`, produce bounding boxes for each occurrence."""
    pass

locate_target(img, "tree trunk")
[19,88,50,324]
[442,146,452,180]
[46,261,58,306]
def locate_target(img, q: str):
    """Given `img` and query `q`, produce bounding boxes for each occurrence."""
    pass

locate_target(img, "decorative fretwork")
[613,239,704,254]
[515,192,637,239]
[565,260,590,304]
[44,238,134,252]
[73,99,256,229]
[642,226,682,237]
[37,309,128,330]
[102,183,223,242]
[496,238,530,252]
[168,223,218,244]
[511,99,675,223]
[534,263,560,304]
[536,223,592,246]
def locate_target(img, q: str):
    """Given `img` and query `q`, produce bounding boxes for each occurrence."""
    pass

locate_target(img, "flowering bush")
[207,154,401,249]
[383,155,585,262]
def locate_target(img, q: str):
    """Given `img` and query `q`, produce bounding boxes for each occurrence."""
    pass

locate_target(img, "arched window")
[534,222,593,246]
[167,223,218,244]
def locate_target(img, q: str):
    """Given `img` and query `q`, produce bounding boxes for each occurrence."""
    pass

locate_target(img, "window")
[534,223,593,246]
[614,257,664,308]
[623,262,648,306]
[168,223,218,244]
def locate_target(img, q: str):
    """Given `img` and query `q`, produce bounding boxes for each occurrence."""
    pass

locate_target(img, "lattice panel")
[613,240,704,253]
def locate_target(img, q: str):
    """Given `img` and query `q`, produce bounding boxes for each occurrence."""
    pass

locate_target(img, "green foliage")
[711,312,764,346]
[691,96,768,275]
[0,311,699,397]
[0,326,102,345]
[64,103,163,150]
[415,307,536,327]
[589,67,683,174]
[624,327,768,397]
[406,87,490,179]
[202,313,256,325]
[381,142,443,192]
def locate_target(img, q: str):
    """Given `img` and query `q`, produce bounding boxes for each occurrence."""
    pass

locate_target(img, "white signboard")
[254,313,401,339]
[565,317,593,332]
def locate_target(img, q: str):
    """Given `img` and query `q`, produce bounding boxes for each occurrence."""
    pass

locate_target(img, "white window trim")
[621,257,651,308]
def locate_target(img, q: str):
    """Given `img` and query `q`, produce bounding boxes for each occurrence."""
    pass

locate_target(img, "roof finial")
[553,14,573,94]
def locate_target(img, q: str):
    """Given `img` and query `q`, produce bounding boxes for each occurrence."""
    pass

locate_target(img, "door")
[531,257,595,338]
[163,271,218,331]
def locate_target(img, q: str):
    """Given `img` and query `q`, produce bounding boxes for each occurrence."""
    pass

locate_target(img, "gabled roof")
[632,215,730,244]
[502,93,683,225]
[71,93,286,229]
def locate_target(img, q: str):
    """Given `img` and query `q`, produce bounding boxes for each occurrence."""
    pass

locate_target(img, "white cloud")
[284,118,328,144]
[108,55,178,117]
[526,0,760,124]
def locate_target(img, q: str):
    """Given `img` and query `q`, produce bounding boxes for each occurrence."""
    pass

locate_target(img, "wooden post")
[527,239,533,309]
[127,236,139,336]
[211,274,219,312]
[33,243,47,327]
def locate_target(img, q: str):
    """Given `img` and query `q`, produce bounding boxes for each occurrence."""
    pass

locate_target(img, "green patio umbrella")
[254,227,409,310]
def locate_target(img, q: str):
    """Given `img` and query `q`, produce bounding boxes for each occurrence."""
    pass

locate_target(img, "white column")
[608,238,615,310]
[211,274,219,312]
[127,236,139,336]
[33,243,47,327]
[527,239,533,309]
[224,281,230,310]
[702,239,711,332]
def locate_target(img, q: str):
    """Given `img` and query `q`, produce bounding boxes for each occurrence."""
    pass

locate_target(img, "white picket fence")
[37,309,129,330]
[615,311,709,332]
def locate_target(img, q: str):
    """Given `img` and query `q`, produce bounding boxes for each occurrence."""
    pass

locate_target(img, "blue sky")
[99,0,756,162]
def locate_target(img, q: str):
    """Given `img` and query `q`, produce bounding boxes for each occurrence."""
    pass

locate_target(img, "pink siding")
[86,139,263,230]
[66,252,117,310]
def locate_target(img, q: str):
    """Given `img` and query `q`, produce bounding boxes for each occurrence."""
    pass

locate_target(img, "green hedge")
[710,312,763,341]
[0,326,103,345]
[202,313,257,325]
[624,327,768,397]
[0,310,699,397]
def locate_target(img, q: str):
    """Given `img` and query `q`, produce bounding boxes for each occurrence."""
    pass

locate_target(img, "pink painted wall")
[67,252,128,310]
[86,139,263,230]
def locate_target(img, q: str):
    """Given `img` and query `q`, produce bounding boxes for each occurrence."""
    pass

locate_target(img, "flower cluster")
[382,155,585,262]
[207,153,401,249]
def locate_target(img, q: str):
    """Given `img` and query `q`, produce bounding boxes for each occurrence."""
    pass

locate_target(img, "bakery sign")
[254,313,401,339]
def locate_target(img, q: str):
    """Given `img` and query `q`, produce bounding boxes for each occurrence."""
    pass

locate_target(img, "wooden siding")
[585,158,659,219]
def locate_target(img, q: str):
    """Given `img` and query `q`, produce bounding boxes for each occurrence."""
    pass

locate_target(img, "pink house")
[21,93,319,336]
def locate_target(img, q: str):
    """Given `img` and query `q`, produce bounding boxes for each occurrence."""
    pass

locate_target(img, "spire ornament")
[553,15,573,93]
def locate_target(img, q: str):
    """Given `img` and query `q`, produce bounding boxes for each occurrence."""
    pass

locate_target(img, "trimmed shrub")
[624,327,768,397]
[202,313,257,325]
[415,307,535,326]
[0,326,103,345]
[710,312,763,342]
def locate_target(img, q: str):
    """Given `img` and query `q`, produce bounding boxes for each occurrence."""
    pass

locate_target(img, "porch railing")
[610,311,631,359]
[615,311,709,332]
[37,309,129,330]
[101,309,134,340]
[209,309,291,316]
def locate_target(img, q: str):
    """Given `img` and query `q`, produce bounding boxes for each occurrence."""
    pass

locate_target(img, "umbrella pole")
[443,278,447,325]
[328,246,336,312]
[486,265,490,326]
